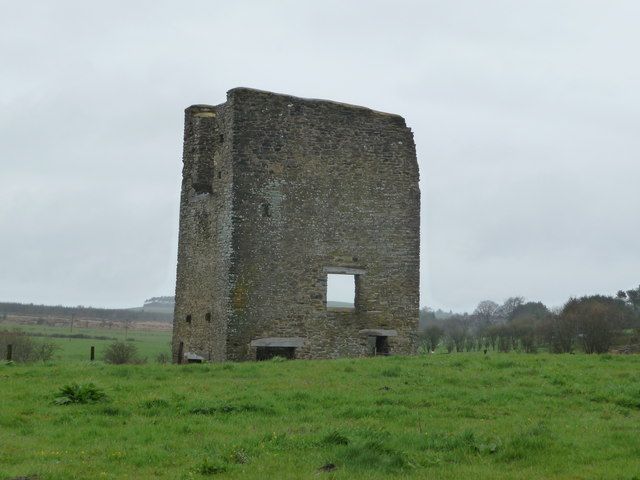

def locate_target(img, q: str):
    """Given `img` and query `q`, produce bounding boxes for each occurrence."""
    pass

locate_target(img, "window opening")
[205,313,211,323]
[326,274,355,309]
[193,182,212,194]
[186,314,192,324]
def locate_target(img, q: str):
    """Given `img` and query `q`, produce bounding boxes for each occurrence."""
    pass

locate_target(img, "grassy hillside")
[1,354,639,479]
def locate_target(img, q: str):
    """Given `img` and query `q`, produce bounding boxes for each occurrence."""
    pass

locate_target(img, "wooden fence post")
[6,344,12,361]
[90,346,95,361]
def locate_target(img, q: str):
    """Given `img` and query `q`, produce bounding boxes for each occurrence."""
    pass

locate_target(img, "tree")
[561,296,631,354]
[617,285,640,319]
[509,301,549,322]
[444,337,455,353]
[464,336,477,352]
[494,324,516,352]
[443,315,469,352]
[449,326,467,352]
[418,307,437,330]
[498,296,525,321]
[545,313,577,353]
[473,300,500,327]
[421,325,443,352]
[510,315,539,353]
[483,324,500,350]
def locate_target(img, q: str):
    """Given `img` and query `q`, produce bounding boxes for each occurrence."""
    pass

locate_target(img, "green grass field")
[1,352,639,479]
[1,323,171,362]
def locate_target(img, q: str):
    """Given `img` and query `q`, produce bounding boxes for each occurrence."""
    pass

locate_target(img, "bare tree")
[510,315,538,352]
[550,314,577,353]
[473,300,500,327]
[497,296,525,321]
[442,315,469,352]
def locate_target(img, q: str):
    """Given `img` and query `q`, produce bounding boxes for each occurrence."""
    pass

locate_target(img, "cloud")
[1,0,639,310]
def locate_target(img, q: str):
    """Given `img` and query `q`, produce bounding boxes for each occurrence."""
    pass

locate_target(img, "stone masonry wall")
[172,103,233,362]
[173,88,420,362]
[226,88,420,360]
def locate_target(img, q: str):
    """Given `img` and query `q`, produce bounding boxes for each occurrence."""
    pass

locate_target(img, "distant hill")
[327,301,354,308]
[0,297,361,323]
[138,296,352,311]
[139,296,175,314]
[0,301,173,323]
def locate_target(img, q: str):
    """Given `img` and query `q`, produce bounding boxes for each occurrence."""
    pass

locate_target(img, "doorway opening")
[375,336,390,356]
[256,346,296,361]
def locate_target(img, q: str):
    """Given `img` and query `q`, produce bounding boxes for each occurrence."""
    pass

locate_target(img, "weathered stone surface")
[250,337,305,348]
[172,87,420,362]
[359,329,398,337]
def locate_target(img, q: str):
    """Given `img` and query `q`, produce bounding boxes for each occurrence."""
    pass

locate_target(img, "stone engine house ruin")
[172,88,420,362]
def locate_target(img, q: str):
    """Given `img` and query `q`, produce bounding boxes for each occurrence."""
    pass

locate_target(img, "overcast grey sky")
[1,1,639,311]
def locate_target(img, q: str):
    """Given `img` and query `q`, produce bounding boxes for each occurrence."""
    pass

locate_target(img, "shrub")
[445,338,454,353]
[420,325,444,352]
[156,352,170,364]
[54,383,107,405]
[33,341,60,362]
[103,341,144,364]
[0,329,59,362]
[560,296,632,353]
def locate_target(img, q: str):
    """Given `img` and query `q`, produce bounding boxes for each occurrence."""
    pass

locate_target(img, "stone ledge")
[359,329,398,337]
[324,266,366,275]
[326,307,356,313]
[250,337,305,348]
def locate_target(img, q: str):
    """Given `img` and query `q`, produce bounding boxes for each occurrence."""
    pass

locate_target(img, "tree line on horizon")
[0,302,173,323]
[419,285,640,354]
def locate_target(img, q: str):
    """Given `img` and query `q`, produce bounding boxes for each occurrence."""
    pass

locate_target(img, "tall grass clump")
[497,422,551,462]
[337,438,413,473]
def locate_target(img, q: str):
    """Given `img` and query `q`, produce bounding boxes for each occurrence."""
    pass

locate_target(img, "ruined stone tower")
[172,88,420,362]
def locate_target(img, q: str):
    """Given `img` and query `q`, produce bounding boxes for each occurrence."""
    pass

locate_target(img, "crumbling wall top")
[226,87,408,125]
